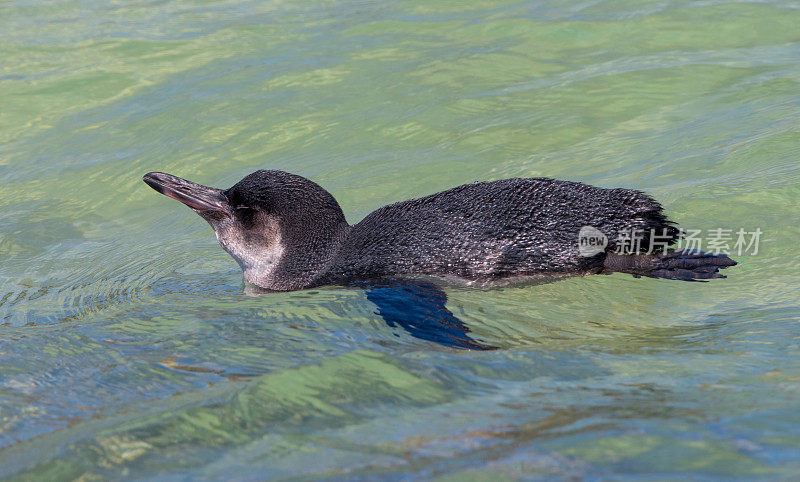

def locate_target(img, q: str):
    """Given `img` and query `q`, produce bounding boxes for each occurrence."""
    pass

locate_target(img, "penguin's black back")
[320,177,678,283]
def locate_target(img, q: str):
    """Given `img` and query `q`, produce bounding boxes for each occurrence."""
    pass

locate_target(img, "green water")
[2,0,800,479]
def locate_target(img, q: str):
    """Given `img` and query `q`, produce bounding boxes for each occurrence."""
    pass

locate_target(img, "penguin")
[143,169,736,292]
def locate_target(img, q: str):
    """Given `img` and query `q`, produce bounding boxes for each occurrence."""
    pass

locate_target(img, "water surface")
[1,0,800,479]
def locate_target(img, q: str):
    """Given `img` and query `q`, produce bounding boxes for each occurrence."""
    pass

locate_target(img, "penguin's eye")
[234,205,257,228]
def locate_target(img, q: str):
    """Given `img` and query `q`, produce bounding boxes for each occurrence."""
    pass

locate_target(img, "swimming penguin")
[142,170,736,292]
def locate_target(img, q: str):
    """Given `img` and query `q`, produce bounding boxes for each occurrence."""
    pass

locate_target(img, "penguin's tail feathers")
[603,249,737,282]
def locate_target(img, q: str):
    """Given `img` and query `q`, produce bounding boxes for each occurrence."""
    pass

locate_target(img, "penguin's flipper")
[362,279,495,351]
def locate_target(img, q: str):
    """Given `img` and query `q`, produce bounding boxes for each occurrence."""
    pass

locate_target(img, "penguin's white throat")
[211,213,285,288]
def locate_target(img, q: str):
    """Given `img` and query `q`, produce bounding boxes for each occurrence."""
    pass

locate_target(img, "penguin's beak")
[143,172,229,213]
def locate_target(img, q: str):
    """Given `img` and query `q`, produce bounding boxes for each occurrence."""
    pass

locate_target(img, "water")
[1,0,799,478]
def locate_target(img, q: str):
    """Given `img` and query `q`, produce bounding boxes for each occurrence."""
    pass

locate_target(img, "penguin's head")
[143,170,348,290]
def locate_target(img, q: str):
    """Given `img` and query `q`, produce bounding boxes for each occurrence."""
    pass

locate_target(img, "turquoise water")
[2,0,800,478]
